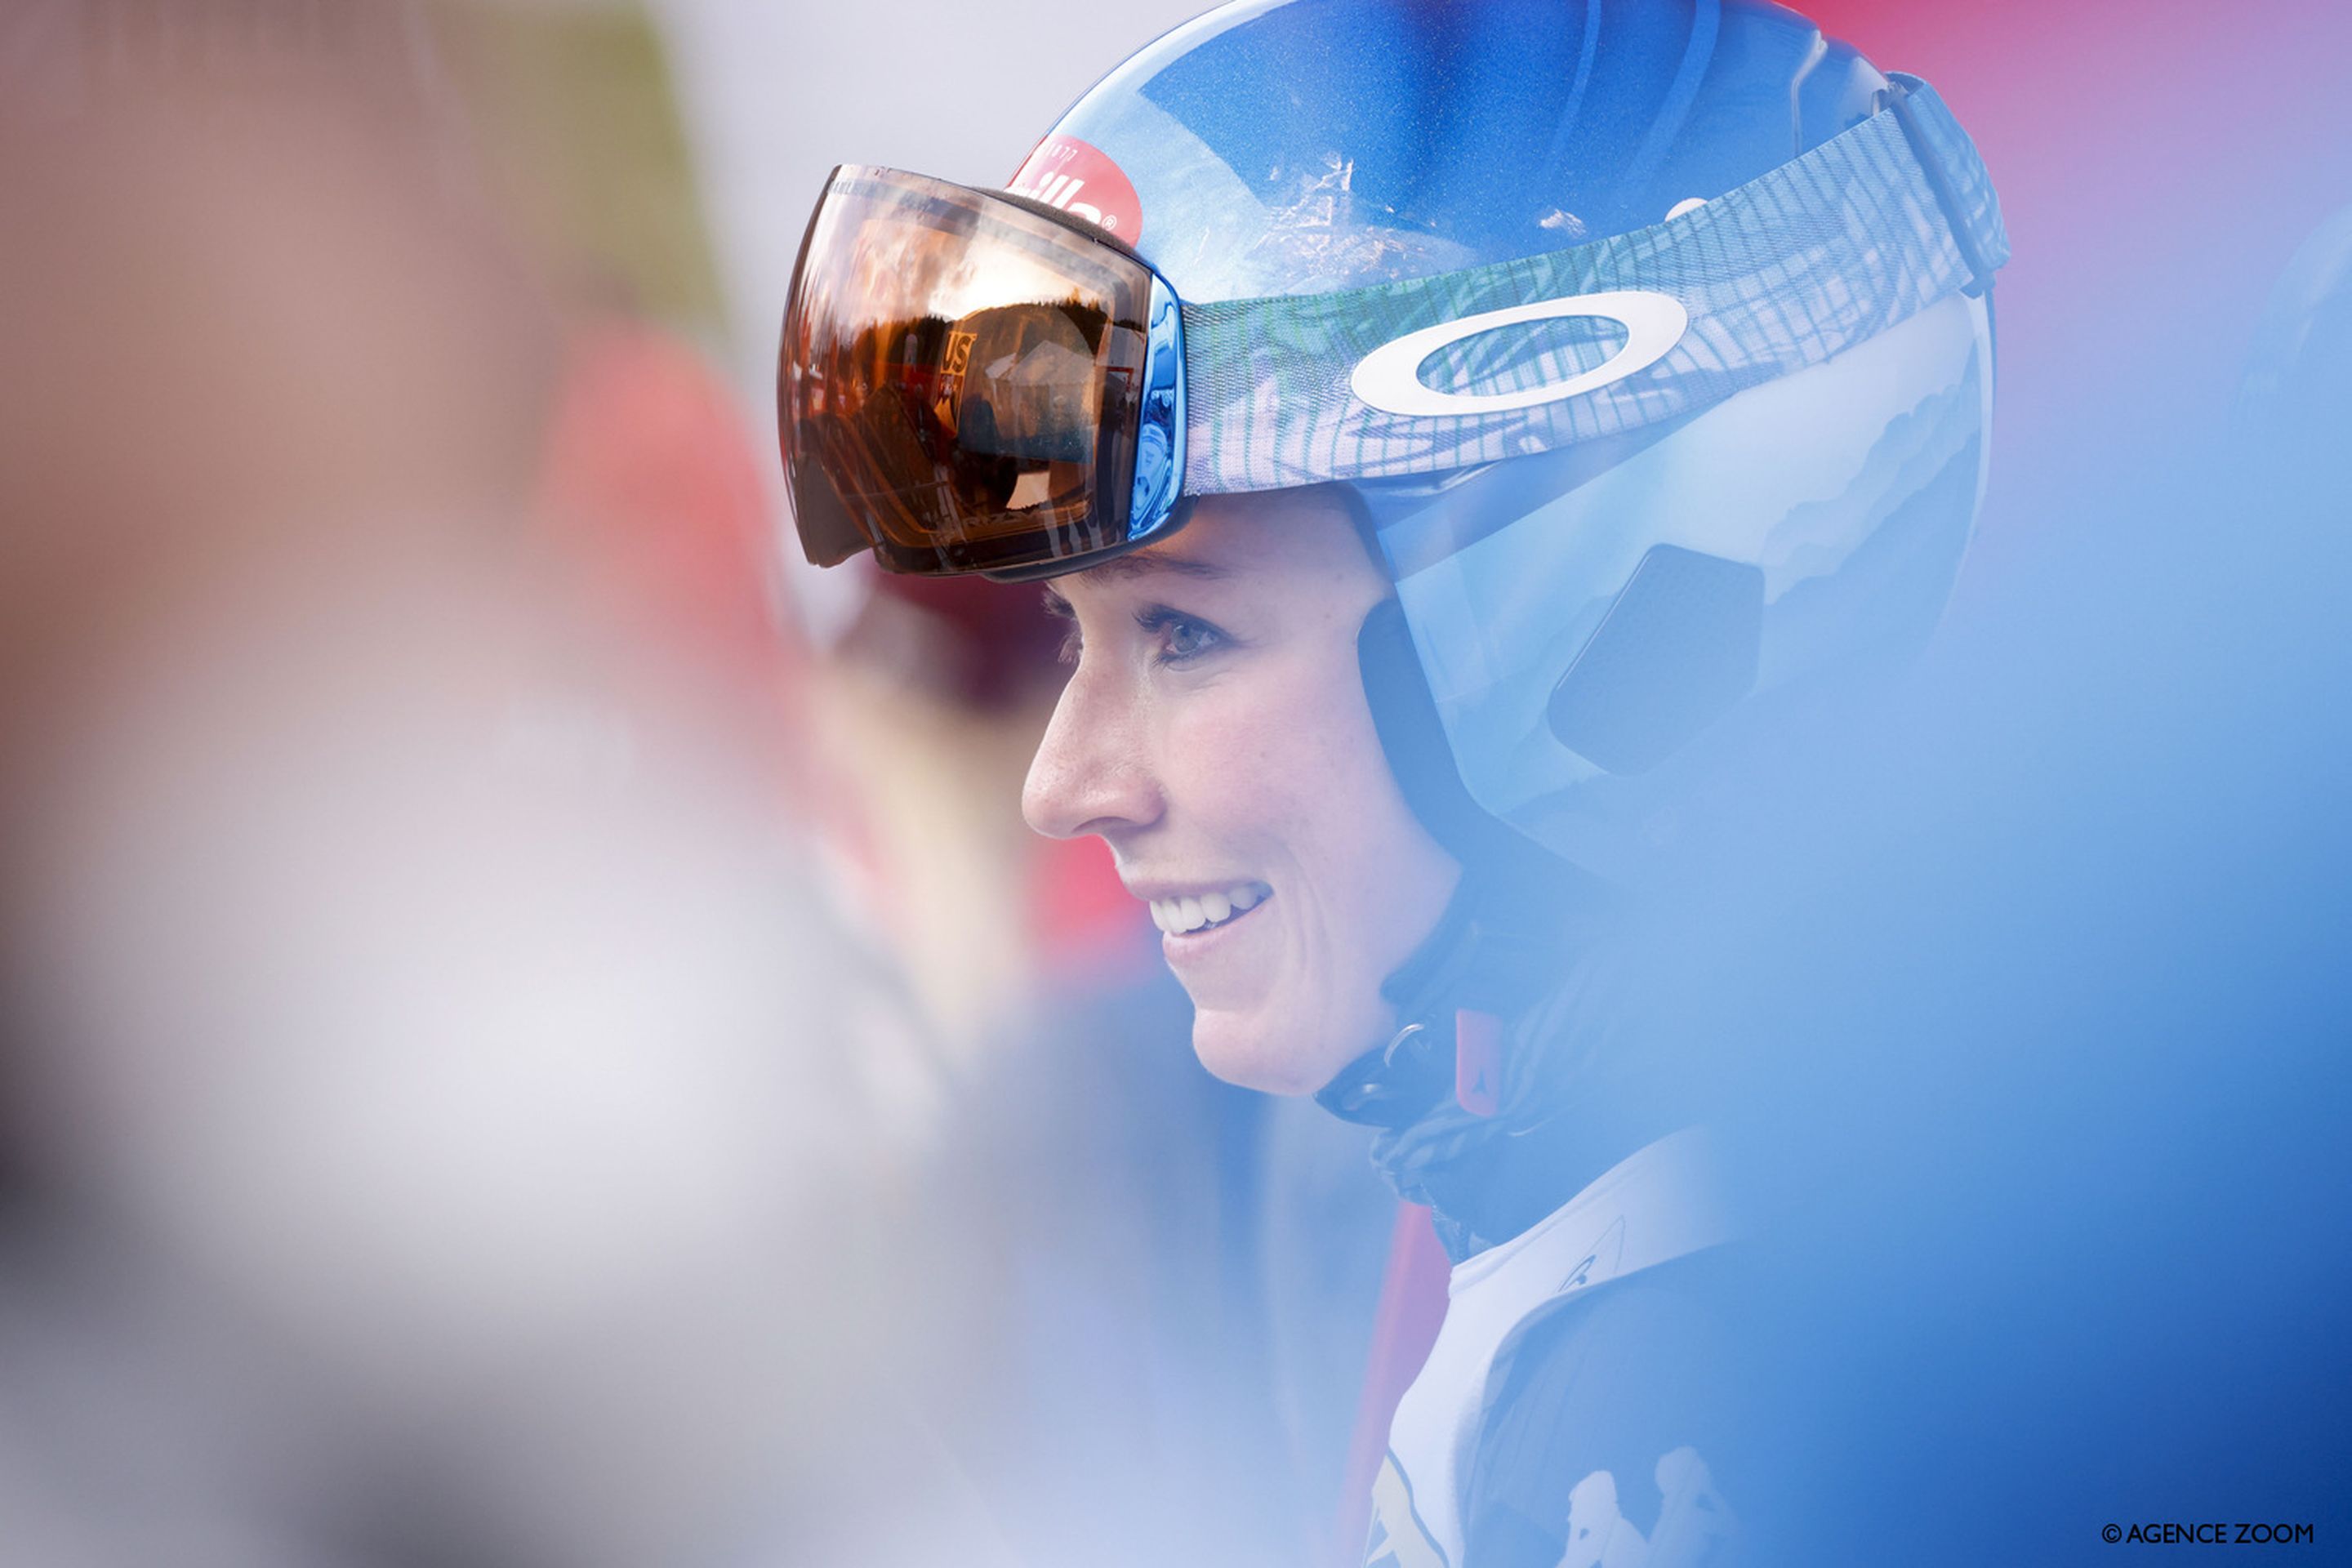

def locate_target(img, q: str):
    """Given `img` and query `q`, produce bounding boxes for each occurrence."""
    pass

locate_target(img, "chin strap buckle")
[1454,1009,1503,1116]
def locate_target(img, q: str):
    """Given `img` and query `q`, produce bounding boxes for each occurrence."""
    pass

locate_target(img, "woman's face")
[1022,488,1462,1094]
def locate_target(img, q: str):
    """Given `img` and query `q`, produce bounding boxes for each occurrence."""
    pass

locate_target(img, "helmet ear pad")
[1546,543,1766,777]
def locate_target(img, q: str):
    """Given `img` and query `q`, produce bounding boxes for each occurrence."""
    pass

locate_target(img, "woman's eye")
[1154,615,1223,665]
[1164,619,1213,659]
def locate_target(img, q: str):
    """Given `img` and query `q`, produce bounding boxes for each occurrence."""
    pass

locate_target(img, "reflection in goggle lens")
[782,170,1154,576]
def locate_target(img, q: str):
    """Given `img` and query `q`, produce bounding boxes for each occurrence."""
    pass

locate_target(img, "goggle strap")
[1175,75,2008,496]
[1882,73,2002,299]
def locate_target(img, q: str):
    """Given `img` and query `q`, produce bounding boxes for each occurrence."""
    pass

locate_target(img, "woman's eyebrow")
[1074,551,1232,586]
[1043,549,1232,617]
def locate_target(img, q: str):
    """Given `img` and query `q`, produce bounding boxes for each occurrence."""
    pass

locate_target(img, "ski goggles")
[780,166,1183,579]
[778,75,2006,581]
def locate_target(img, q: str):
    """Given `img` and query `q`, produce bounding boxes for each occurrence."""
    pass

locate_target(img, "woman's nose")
[1022,668,1162,841]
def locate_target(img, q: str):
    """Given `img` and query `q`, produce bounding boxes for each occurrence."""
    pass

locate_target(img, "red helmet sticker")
[1008,136,1143,244]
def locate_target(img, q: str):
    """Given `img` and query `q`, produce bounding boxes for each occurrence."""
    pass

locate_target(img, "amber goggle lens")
[781,167,1160,577]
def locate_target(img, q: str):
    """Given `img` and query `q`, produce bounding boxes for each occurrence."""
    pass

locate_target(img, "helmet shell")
[1027,0,1887,302]
[1022,0,1997,876]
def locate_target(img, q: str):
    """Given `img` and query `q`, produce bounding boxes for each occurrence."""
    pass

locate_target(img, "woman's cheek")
[1163,676,1286,796]
[1157,643,1379,849]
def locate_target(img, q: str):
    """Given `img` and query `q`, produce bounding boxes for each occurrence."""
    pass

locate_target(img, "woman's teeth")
[1151,883,1269,935]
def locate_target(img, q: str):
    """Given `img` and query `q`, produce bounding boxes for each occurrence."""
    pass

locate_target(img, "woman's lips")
[1147,881,1272,936]
[1160,891,1272,959]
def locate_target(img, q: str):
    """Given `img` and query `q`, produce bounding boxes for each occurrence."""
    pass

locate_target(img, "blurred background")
[0,2,2346,1566]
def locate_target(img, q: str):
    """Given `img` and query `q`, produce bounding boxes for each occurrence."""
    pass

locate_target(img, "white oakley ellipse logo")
[1349,290,1689,418]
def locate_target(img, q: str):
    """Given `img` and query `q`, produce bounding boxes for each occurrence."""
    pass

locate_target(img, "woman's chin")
[1188,1004,1363,1098]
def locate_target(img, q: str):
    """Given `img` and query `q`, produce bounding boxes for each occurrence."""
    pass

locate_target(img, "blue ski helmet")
[1001,0,2003,879]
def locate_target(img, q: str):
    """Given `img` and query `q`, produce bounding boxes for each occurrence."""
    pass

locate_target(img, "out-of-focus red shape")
[1034,832,1156,975]
[1333,1201,1452,1568]
[534,321,802,696]
[530,321,843,821]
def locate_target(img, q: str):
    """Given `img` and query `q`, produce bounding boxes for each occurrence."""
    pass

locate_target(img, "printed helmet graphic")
[1014,0,1998,878]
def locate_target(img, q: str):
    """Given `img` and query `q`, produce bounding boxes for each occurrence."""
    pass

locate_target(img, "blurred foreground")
[0,7,1371,1564]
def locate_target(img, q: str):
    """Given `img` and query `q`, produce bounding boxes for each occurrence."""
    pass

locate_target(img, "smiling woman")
[773,0,2007,1562]
[1022,488,1461,1094]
